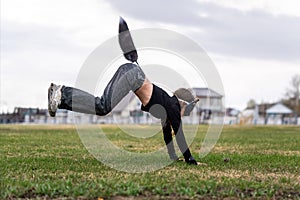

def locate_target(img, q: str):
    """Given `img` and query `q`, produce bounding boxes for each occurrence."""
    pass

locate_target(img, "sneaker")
[48,83,62,117]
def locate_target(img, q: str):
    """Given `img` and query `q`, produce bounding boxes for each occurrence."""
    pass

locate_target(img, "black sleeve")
[161,119,178,160]
[165,97,192,161]
[140,84,193,161]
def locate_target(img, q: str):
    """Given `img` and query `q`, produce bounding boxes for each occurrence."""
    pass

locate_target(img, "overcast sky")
[1,0,300,112]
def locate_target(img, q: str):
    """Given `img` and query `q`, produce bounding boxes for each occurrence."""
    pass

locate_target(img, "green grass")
[0,125,299,199]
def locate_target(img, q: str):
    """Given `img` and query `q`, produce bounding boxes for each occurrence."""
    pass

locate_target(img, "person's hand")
[186,156,198,165]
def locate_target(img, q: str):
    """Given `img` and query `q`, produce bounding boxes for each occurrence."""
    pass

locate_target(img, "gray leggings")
[59,63,145,116]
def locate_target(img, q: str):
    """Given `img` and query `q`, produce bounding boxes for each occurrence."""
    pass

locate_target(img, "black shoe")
[185,156,198,165]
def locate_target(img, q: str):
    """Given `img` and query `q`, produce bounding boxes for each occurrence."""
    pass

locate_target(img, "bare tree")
[286,74,300,124]
[246,99,256,109]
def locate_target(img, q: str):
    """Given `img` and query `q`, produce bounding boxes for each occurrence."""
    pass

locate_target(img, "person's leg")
[161,119,178,160]
[49,63,145,116]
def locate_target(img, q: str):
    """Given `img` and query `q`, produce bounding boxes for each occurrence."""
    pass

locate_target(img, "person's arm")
[166,98,197,165]
[161,119,179,161]
[139,84,197,165]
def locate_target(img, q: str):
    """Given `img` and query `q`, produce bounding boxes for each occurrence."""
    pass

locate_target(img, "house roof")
[192,88,222,98]
[266,103,292,114]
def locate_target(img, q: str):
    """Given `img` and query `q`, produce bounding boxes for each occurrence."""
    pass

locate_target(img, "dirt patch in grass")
[109,189,300,200]
[261,150,300,156]
[213,145,300,156]
[187,168,300,186]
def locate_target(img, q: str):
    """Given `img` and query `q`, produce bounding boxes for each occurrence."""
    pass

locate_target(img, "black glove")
[185,156,198,165]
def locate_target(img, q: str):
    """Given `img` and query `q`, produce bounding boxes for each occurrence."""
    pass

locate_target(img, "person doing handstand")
[48,17,198,165]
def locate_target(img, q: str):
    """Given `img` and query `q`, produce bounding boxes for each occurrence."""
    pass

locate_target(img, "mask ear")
[118,17,138,63]
[174,88,195,103]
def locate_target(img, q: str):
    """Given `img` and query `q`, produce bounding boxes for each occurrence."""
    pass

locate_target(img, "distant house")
[225,108,240,125]
[265,103,293,124]
[110,92,157,124]
[84,87,224,125]
[111,92,147,124]
[0,107,48,124]
[0,87,224,125]
[239,102,295,125]
[181,88,224,124]
[194,87,223,123]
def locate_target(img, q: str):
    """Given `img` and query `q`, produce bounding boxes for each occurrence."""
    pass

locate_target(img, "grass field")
[0,125,299,199]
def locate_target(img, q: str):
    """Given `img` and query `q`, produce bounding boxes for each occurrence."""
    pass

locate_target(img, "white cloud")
[106,0,300,62]
[1,0,300,112]
[1,0,120,111]
[1,0,119,46]
[212,53,300,109]
[198,0,300,17]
